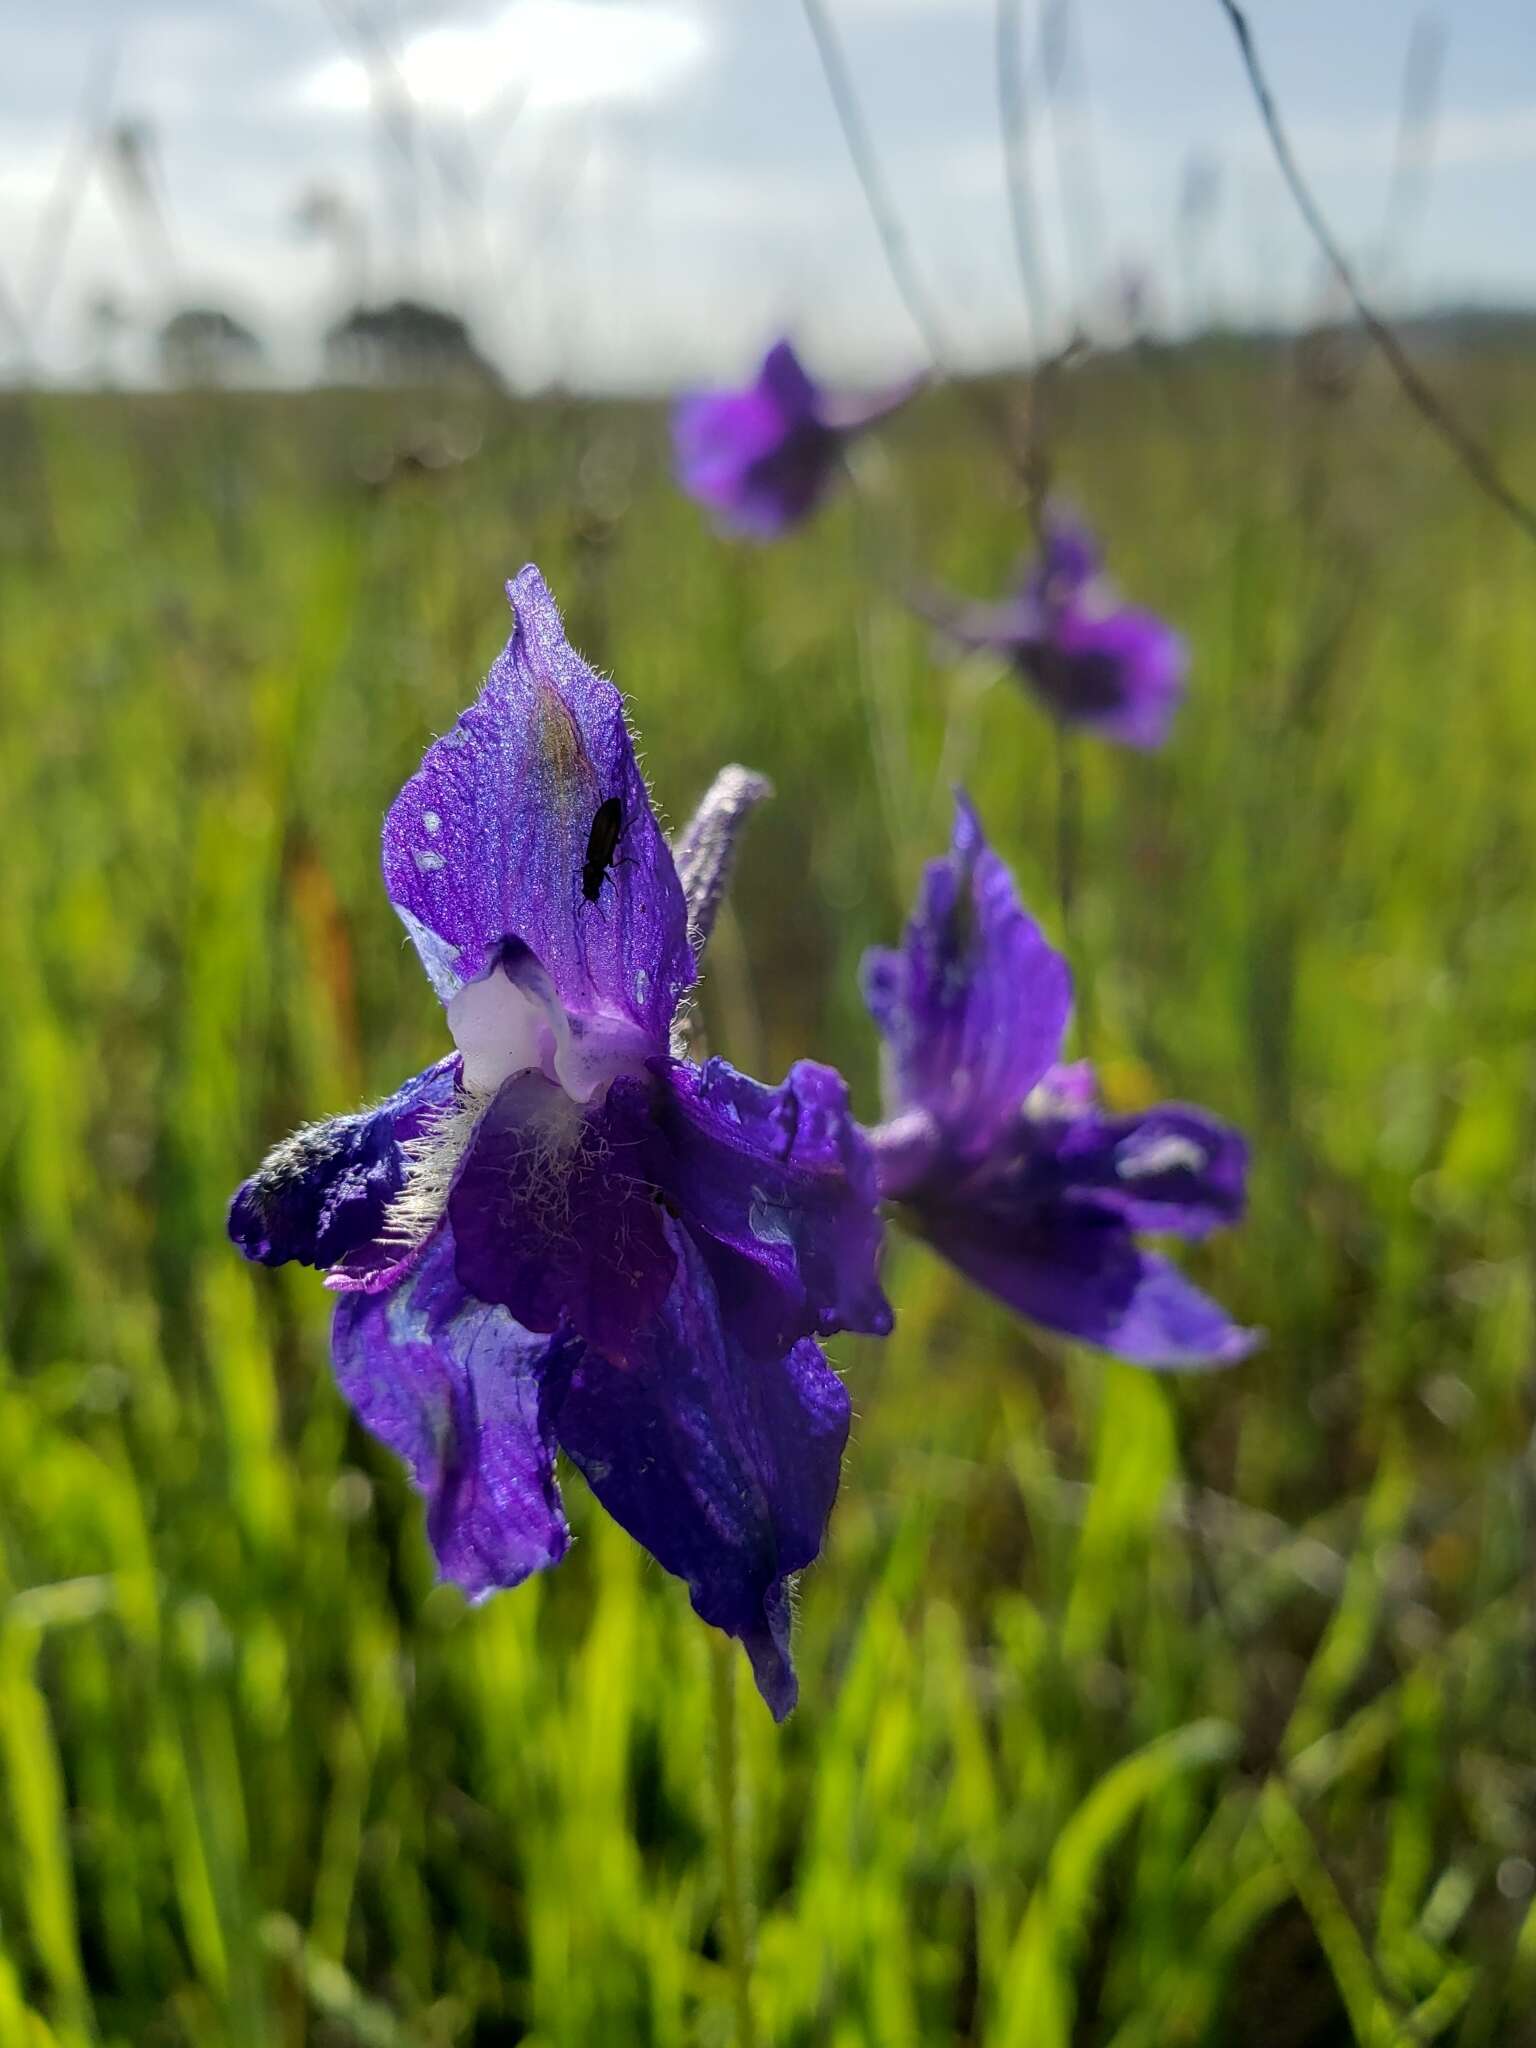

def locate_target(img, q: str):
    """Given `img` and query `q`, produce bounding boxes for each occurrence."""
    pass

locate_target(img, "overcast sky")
[1,0,1532,388]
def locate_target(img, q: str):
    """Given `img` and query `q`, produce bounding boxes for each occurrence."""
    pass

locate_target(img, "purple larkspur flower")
[862,794,1257,1369]
[925,510,1187,748]
[673,337,919,540]
[229,566,891,1717]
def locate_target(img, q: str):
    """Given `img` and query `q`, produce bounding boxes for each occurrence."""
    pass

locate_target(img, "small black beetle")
[580,795,625,905]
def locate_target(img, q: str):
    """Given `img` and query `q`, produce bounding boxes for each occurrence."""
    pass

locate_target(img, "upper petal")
[228,1057,459,1271]
[651,1055,892,1349]
[1026,511,1103,603]
[553,1223,851,1719]
[381,566,693,1043]
[331,1224,572,1598]
[920,1205,1258,1371]
[757,337,821,415]
[862,793,1071,1153]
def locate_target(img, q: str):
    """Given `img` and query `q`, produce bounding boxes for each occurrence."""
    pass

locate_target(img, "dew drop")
[413,848,446,873]
[749,1188,795,1248]
[422,810,442,835]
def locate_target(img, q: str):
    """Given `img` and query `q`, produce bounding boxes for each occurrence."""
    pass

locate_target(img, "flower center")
[447,952,652,1105]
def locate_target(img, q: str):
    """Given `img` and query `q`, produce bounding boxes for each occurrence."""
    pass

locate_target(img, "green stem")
[710,1634,758,2048]
[1055,719,1080,943]
[1055,722,1094,1053]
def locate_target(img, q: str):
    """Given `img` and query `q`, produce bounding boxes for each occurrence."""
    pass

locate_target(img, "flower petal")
[228,1057,459,1271]
[673,339,839,540]
[914,585,1039,658]
[1042,1102,1249,1238]
[330,1224,572,1597]
[920,1205,1258,1370]
[554,1225,851,1718]
[381,565,693,1044]
[862,793,1071,1152]
[1028,603,1186,749]
[1026,513,1102,601]
[816,370,926,435]
[651,1055,891,1348]
[758,336,820,414]
[447,1072,675,1363]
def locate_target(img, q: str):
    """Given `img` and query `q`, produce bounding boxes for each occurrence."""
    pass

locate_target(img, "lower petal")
[652,1056,891,1350]
[553,1226,851,1718]
[448,1072,675,1363]
[331,1224,571,1598]
[922,1208,1258,1371]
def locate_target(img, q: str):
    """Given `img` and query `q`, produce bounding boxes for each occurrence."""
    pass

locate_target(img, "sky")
[0,0,1532,388]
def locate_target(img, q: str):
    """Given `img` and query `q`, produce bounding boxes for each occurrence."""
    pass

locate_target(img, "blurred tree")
[323,298,501,388]
[158,305,263,387]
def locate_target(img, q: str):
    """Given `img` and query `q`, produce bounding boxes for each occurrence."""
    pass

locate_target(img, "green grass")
[2,353,1535,2046]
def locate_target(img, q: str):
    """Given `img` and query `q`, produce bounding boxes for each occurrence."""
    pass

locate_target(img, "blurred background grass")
[2,349,1536,2046]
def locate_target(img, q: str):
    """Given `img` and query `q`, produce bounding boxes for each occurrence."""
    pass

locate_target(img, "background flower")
[864,793,1256,1368]
[673,337,918,539]
[920,510,1188,747]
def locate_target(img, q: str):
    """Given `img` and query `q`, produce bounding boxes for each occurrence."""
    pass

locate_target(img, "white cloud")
[302,0,713,120]
[1286,103,1536,176]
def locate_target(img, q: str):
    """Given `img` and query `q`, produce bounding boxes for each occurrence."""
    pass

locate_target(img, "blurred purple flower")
[862,794,1256,1369]
[923,511,1187,748]
[673,337,919,540]
[230,566,891,1717]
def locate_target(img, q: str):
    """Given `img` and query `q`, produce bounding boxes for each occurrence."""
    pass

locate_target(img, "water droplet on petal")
[749,1187,795,1248]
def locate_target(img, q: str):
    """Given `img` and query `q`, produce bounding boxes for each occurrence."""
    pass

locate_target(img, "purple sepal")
[651,1055,893,1349]
[331,1224,573,1596]
[554,1224,851,1719]
[1032,1100,1249,1239]
[381,565,693,1043]
[919,1208,1259,1372]
[862,792,1071,1160]
[447,1073,676,1365]
[673,338,917,541]
[1021,602,1186,751]
[922,510,1187,749]
[227,1057,459,1271]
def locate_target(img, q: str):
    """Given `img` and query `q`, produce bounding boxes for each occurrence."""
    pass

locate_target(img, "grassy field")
[2,351,1536,2047]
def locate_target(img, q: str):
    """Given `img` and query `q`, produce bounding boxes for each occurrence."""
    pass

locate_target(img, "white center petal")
[447,955,655,1104]
[447,963,559,1095]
